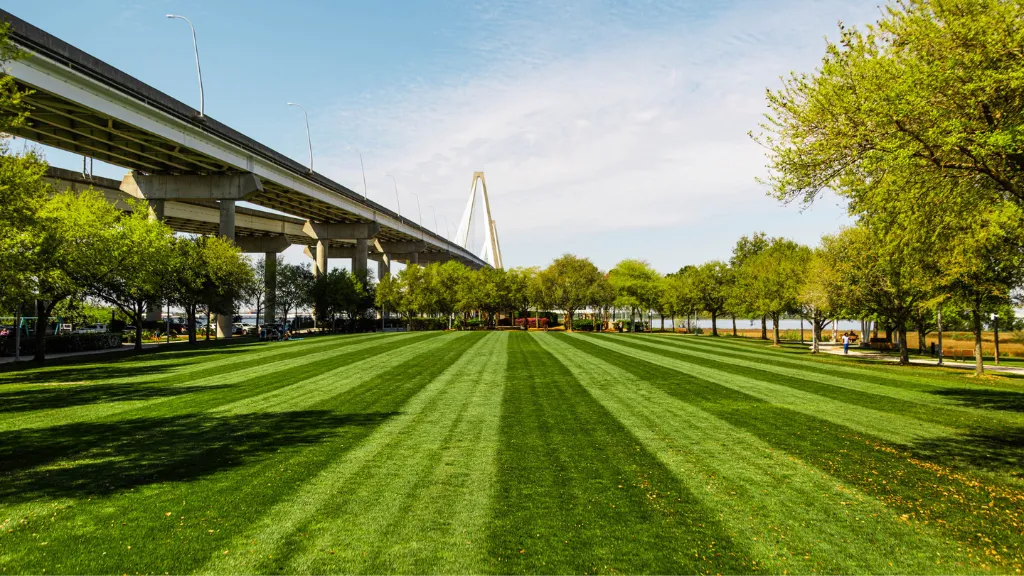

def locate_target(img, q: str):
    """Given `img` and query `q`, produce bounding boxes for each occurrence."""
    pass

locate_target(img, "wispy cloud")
[315,0,879,270]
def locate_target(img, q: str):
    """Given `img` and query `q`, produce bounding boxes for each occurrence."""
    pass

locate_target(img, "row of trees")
[749,0,1024,375]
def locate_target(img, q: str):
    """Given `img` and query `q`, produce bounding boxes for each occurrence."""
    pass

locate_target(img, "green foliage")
[732,237,811,344]
[689,261,732,335]
[537,254,604,331]
[608,259,661,322]
[277,262,314,323]
[310,268,367,331]
[757,0,1024,210]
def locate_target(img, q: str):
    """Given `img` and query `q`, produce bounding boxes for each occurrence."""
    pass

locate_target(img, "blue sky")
[4,0,879,273]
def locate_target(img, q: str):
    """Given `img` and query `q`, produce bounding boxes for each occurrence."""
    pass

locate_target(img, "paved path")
[817,343,1024,375]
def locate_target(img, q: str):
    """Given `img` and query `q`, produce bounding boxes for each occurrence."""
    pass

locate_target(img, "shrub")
[570,319,595,331]
[458,319,487,330]
[408,318,448,331]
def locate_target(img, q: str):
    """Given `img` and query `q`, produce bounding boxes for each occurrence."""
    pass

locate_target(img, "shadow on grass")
[931,388,1024,412]
[0,410,396,502]
[0,362,190,386]
[910,427,1024,479]
[0,383,229,413]
[0,337,262,380]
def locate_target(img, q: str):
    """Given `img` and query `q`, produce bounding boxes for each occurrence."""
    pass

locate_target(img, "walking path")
[817,343,1024,376]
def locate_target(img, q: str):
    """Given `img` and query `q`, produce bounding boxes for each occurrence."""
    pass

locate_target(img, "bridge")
[0,8,502,335]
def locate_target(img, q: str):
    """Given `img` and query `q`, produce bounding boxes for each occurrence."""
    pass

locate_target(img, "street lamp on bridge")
[385,174,402,221]
[165,14,204,118]
[286,102,313,173]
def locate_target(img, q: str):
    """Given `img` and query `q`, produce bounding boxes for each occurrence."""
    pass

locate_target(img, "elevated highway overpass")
[0,9,488,284]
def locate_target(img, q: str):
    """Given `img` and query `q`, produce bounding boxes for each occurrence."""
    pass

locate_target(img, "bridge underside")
[14,86,414,244]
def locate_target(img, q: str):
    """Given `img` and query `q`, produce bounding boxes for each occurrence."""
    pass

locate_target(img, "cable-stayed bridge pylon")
[455,172,503,269]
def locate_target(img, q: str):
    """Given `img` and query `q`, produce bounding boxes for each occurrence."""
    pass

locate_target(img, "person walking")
[842,332,850,355]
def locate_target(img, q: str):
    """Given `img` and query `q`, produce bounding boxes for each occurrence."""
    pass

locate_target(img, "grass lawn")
[2,331,1024,574]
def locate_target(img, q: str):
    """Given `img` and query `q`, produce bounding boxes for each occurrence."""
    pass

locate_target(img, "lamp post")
[992,312,1000,365]
[287,102,313,173]
[410,191,423,239]
[166,14,204,117]
[385,174,402,220]
[428,205,439,236]
[441,215,451,242]
[346,147,368,201]
[937,304,944,366]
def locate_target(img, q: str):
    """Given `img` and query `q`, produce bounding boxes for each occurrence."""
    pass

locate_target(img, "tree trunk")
[917,324,927,355]
[761,315,767,340]
[33,299,55,363]
[971,308,984,376]
[254,298,261,338]
[732,315,737,337]
[811,312,820,353]
[187,307,197,344]
[205,309,211,341]
[772,314,780,346]
[134,302,144,351]
[711,311,718,336]
[898,324,910,366]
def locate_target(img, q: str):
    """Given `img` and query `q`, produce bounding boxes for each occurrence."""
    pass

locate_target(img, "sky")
[3,0,881,273]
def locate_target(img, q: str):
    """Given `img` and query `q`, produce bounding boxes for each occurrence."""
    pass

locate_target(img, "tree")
[590,274,616,331]
[247,256,268,329]
[799,249,845,353]
[310,268,365,332]
[428,261,467,329]
[739,239,810,345]
[609,259,661,332]
[165,236,206,344]
[938,203,1024,375]
[690,261,732,336]
[538,255,603,331]
[31,189,122,360]
[819,223,936,365]
[277,263,314,326]
[0,148,48,314]
[757,0,1024,214]
[729,233,772,339]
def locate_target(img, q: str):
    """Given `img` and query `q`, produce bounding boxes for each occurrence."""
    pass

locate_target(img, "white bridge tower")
[455,171,503,269]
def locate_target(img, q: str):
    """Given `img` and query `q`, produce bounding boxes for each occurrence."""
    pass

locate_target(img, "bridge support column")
[315,240,327,278]
[147,199,165,221]
[354,238,369,280]
[303,221,380,279]
[408,252,419,266]
[234,236,291,326]
[377,258,390,280]
[219,199,236,240]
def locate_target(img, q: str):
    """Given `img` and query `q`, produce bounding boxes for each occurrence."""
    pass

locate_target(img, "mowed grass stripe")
[0,333,483,574]
[206,332,501,573]
[641,334,970,404]
[0,332,434,432]
[584,333,952,443]
[539,333,973,573]
[612,335,1018,431]
[647,333,969,390]
[563,334,1024,573]
[486,332,747,574]
[213,332,460,414]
